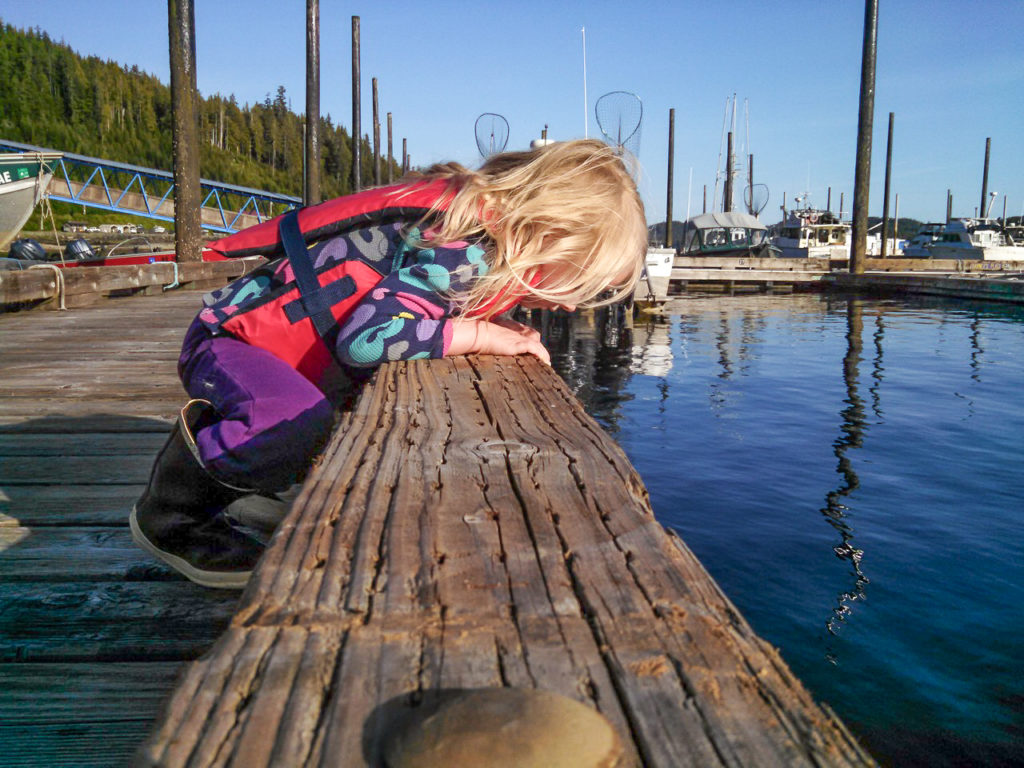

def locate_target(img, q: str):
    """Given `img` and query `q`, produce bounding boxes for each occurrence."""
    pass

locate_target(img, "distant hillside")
[0,23,393,202]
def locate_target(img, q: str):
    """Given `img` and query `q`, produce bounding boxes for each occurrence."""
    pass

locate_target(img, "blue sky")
[6,1,1023,223]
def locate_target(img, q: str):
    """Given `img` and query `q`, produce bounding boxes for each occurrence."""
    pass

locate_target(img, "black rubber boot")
[129,399,265,589]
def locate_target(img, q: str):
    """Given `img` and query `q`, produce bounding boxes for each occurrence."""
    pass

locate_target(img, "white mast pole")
[581,26,588,138]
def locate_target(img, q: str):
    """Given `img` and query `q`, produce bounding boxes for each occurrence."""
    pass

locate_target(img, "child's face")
[519,264,577,312]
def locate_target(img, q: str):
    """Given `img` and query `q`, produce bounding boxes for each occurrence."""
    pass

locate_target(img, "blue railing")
[0,139,301,233]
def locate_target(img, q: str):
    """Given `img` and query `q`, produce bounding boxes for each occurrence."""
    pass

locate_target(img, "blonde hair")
[400,139,647,318]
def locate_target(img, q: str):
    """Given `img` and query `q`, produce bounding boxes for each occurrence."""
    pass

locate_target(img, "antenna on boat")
[595,91,643,160]
[474,113,509,159]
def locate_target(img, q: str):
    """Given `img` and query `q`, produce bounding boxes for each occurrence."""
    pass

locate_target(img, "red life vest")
[200,180,456,384]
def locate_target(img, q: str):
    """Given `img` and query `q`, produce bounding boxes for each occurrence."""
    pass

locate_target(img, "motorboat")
[771,207,849,261]
[678,211,773,258]
[928,218,1024,261]
[901,223,945,258]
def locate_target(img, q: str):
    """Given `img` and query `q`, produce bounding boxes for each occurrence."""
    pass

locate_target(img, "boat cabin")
[679,211,770,256]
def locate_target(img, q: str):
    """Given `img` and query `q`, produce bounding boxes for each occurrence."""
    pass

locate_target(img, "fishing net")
[744,183,770,216]
[595,91,642,158]
[474,113,509,159]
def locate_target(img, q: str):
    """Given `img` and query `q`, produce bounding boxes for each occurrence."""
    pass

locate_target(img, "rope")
[28,264,67,310]
[162,261,181,291]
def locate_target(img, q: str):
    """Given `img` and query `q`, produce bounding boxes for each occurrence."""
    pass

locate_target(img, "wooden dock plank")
[139,355,873,767]
[1,289,240,768]
[0,662,184,768]
[0,581,235,661]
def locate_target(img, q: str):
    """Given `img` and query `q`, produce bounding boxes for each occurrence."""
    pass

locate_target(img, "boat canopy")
[681,211,768,254]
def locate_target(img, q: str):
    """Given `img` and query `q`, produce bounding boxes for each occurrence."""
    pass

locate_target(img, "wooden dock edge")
[827,271,1024,303]
[0,259,262,311]
[137,355,874,767]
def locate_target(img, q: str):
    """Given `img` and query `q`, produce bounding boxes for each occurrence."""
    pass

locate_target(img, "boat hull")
[0,173,53,251]
[0,152,62,252]
[929,244,1024,261]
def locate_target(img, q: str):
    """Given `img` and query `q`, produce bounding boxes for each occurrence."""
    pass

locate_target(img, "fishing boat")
[928,218,1024,261]
[678,211,774,258]
[0,151,63,251]
[771,207,850,261]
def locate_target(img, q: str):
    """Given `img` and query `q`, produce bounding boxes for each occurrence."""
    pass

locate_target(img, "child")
[130,138,647,588]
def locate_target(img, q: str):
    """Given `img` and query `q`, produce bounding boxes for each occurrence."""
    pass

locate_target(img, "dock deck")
[1,289,873,766]
[0,291,239,766]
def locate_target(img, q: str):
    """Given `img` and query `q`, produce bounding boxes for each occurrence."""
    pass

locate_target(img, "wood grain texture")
[140,355,874,767]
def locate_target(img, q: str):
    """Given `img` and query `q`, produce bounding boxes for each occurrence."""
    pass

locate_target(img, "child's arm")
[448,318,551,365]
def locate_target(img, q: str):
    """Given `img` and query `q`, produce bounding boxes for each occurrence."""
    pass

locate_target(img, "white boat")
[634,247,674,304]
[928,218,1024,261]
[678,211,773,258]
[0,151,63,251]
[771,207,850,261]
[901,223,945,259]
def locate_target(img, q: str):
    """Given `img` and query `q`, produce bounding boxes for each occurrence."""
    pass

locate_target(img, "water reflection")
[822,299,870,640]
[522,306,636,432]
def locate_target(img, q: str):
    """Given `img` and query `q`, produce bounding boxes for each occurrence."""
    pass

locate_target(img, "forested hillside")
[0,22,394,200]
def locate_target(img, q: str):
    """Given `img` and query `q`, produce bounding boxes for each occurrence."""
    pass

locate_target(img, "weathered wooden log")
[0,259,258,310]
[138,355,873,767]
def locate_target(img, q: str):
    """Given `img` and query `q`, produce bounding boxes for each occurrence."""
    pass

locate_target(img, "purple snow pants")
[178,317,337,492]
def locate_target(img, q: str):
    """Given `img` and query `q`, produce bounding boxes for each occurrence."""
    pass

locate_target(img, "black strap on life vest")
[278,208,356,340]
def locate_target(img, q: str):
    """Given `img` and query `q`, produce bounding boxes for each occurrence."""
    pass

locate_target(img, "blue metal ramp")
[0,139,300,233]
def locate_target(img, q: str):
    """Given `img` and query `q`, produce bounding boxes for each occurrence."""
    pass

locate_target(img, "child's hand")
[449,318,551,365]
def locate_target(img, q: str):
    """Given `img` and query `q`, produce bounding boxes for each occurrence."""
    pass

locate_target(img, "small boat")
[771,207,849,261]
[633,247,674,304]
[678,211,773,258]
[928,218,1024,261]
[0,151,63,251]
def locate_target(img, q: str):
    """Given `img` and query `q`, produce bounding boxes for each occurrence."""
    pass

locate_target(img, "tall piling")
[666,108,675,248]
[372,77,381,187]
[850,0,879,274]
[747,153,754,215]
[980,137,991,217]
[946,190,953,223]
[387,112,394,184]
[304,0,320,206]
[723,131,734,213]
[168,0,202,262]
[351,16,362,192]
[880,112,894,258]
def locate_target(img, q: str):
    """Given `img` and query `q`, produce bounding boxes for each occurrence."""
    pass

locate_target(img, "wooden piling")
[980,137,991,216]
[880,112,894,258]
[350,16,362,193]
[372,77,381,187]
[167,0,202,262]
[850,0,879,274]
[665,108,675,249]
[304,0,321,206]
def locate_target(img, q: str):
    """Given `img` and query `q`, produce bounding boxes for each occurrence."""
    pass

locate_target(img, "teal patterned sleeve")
[335,239,490,367]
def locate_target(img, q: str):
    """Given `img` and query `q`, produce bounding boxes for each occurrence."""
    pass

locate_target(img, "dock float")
[828,270,1024,303]
[136,353,873,765]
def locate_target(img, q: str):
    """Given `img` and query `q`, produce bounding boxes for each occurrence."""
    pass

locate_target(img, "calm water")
[533,293,1024,767]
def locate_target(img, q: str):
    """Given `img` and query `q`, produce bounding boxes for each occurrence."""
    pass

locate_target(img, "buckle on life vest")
[278,209,356,337]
